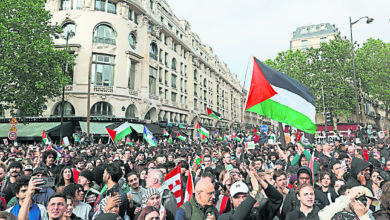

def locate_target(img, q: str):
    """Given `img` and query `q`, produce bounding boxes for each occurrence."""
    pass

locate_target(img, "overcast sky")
[166,0,390,87]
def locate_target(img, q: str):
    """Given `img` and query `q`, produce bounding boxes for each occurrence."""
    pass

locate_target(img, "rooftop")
[292,23,338,40]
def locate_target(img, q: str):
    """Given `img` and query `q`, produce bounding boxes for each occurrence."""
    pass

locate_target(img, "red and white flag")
[184,166,194,203]
[309,149,315,187]
[164,164,183,207]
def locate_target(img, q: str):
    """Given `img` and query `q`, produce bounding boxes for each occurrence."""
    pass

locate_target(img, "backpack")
[181,201,192,220]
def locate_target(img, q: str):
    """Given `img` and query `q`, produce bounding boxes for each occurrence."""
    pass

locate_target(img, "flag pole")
[241,56,253,132]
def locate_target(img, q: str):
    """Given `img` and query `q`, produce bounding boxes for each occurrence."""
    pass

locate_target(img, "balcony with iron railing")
[93,37,116,45]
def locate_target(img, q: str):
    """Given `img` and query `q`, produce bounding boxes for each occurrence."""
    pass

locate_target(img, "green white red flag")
[163,129,169,136]
[177,132,186,141]
[106,122,132,142]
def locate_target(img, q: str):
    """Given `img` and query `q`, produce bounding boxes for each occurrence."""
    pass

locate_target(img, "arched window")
[93,24,116,45]
[149,42,158,60]
[125,105,136,118]
[90,102,112,116]
[171,58,177,71]
[203,78,207,87]
[53,102,75,116]
[128,32,137,49]
[62,22,76,39]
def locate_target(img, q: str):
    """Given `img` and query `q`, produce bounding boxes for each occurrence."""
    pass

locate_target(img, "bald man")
[176,178,219,220]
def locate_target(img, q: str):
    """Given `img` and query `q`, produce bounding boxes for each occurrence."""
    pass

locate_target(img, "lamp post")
[349,16,373,126]
[60,30,75,143]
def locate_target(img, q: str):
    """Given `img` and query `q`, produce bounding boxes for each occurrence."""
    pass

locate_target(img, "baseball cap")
[24,165,33,171]
[230,181,249,197]
[352,186,380,207]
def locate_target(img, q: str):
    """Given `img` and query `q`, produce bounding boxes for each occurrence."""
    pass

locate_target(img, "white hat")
[230,181,249,197]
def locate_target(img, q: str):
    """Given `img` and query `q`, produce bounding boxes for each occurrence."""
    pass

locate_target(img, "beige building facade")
[290,23,338,51]
[1,0,243,135]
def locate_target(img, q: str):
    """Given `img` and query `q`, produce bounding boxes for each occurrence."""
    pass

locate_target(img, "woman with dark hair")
[139,168,148,188]
[137,206,159,220]
[64,195,82,220]
[56,166,75,193]
[373,181,390,219]
[368,169,383,200]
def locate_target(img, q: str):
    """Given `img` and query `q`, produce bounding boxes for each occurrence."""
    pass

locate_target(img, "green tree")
[0,0,74,120]
[355,38,390,131]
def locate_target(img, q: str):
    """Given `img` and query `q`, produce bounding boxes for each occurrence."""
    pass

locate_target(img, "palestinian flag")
[245,57,317,134]
[217,134,222,141]
[125,137,132,146]
[201,134,207,142]
[232,134,240,141]
[163,129,169,136]
[196,122,209,137]
[224,133,227,141]
[168,134,173,144]
[177,132,186,141]
[253,128,260,135]
[42,130,49,144]
[106,122,132,143]
[206,107,221,120]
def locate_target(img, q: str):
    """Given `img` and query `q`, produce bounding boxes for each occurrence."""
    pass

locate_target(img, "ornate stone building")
[1,0,243,137]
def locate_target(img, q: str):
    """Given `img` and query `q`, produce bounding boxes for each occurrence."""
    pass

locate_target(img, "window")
[128,59,136,89]
[150,42,158,60]
[159,49,163,63]
[149,67,157,95]
[61,22,76,39]
[128,32,136,49]
[301,40,308,50]
[126,105,136,118]
[73,0,82,9]
[95,0,105,11]
[171,92,177,103]
[128,8,133,20]
[320,37,327,44]
[171,58,177,71]
[91,54,115,86]
[0,107,4,118]
[54,102,75,116]
[164,52,168,65]
[93,24,116,45]
[194,99,197,108]
[194,69,197,81]
[107,1,116,14]
[90,102,112,116]
[194,84,197,96]
[60,0,71,10]
[134,13,138,25]
[171,74,177,88]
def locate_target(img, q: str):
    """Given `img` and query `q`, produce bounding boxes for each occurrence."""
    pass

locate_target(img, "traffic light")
[326,112,333,125]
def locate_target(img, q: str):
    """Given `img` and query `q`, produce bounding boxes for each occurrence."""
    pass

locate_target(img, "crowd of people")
[0,131,389,220]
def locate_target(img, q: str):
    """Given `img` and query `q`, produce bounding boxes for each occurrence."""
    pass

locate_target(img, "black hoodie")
[281,167,329,220]
[346,157,373,188]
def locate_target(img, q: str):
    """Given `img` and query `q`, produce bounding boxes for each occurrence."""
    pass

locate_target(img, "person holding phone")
[346,157,373,189]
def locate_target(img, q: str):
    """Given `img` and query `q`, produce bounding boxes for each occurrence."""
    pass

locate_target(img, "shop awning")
[146,124,163,135]
[0,122,61,139]
[129,123,144,134]
[79,122,111,135]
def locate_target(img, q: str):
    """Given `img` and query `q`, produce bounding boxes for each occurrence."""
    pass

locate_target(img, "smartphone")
[33,177,55,188]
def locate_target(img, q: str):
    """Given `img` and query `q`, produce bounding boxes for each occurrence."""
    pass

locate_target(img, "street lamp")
[60,30,75,143]
[349,16,373,126]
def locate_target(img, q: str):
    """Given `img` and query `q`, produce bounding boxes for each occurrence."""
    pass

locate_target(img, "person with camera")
[29,167,55,207]
[318,185,379,220]
[5,175,47,220]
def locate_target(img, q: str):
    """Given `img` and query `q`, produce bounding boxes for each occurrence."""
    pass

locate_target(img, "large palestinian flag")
[106,122,132,142]
[245,57,317,134]
[206,107,221,120]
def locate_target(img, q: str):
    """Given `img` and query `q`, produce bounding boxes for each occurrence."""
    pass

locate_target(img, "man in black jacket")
[281,167,329,220]
[346,157,372,188]
[218,170,283,220]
